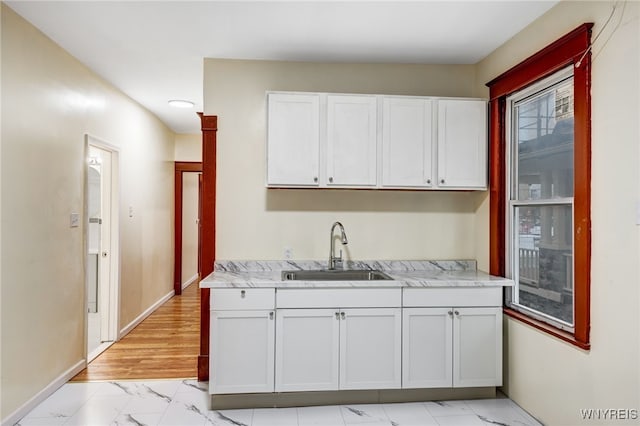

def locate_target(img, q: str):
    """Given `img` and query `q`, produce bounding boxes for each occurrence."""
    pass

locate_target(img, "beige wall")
[1,5,175,420]
[475,1,640,424]
[204,58,487,261]
[175,133,202,162]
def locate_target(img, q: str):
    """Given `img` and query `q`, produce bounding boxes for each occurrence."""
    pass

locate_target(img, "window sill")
[504,307,590,350]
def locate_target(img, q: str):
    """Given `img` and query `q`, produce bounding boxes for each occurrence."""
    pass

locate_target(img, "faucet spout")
[329,221,348,270]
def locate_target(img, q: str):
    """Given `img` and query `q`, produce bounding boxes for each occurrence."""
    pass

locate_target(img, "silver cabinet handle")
[340,312,346,320]
[335,312,340,320]
[269,312,274,320]
[329,177,334,183]
[454,310,460,316]
[440,179,445,184]
[313,176,318,183]
[240,290,246,298]
[448,311,453,316]
[426,179,431,184]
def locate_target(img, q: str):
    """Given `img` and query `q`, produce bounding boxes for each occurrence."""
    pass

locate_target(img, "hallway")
[72,282,200,381]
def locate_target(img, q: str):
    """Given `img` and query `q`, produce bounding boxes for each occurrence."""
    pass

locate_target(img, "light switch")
[70,213,80,228]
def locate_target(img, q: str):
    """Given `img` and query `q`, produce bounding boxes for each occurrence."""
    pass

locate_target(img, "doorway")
[85,136,120,362]
[174,162,202,295]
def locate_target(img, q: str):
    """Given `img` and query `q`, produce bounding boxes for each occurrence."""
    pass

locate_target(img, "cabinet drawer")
[277,288,401,308]
[211,289,275,310]
[403,287,501,307]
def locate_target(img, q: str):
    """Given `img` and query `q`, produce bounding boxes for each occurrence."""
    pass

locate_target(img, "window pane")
[516,205,573,326]
[515,77,574,200]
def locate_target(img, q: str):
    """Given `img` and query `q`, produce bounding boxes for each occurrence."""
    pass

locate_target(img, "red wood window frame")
[486,23,593,349]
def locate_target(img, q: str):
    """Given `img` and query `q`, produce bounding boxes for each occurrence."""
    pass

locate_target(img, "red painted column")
[198,114,217,381]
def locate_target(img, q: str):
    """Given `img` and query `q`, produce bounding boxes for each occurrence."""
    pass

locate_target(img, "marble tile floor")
[15,379,543,426]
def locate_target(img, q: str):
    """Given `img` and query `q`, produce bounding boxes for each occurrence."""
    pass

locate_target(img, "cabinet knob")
[335,312,340,320]
[454,310,460,316]
[240,290,246,298]
[269,311,274,320]
[329,177,334,183]
[340,312,346,320]
[426,179,431,184]
[313,176,318,183]
[440,179,445,184]
[448,311,453,316]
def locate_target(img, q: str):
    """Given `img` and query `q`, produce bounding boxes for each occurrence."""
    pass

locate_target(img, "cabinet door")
[267,93,320,186]
[275,309,340,392]
[326,95,377,186]
[402,308,453,388]
[210,310,275,394]
[453,307,502,387]
[382,97,434,188]
[339,308,402,390]
[437,99,487,189]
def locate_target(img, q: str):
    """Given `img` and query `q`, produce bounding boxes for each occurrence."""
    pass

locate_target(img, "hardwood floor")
[71,282,200,381]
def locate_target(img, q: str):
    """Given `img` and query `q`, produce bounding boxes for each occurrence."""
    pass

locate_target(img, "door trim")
[174,162,202,295]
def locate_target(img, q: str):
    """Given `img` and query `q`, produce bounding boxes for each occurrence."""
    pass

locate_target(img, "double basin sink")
[281,269,392,281]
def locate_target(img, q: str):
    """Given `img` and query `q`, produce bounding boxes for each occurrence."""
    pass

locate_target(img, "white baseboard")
[2,359,86,426]
[119,289,175,339]
[182,273,199,291]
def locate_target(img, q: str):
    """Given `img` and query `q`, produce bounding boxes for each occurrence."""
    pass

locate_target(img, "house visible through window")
[506,67,575,330]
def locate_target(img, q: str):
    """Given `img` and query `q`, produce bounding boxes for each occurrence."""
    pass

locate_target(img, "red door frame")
[174,162,203,296]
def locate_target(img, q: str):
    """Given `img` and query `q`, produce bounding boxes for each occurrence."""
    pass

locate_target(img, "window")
[507,68,575,330]
[487,24,592,349]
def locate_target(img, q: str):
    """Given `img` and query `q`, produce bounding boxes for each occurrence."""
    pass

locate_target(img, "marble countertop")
[199,260,513,289]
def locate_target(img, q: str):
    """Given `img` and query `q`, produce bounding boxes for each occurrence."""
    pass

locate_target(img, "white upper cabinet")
[382,97,434,188]
[266,92,487,190]
[266,93,320,186]
[437,99,487,189]
[326,95,378,187]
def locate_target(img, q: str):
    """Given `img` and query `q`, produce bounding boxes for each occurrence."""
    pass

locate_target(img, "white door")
[326,95,378,187]
[275,309,340,392]
[210,310,275,394]
[339,308,402,390]
[437,99,487,189]
[86,140,119,362]
[267,93,320,186]
[402,307,453,388]
[453,307,502,387]
[382,97,434,188]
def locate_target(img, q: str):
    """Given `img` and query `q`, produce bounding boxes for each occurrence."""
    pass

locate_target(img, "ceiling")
[6,1,558,134]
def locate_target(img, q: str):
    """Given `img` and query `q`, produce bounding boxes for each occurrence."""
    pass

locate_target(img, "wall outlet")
[70,213,80,228]
[284,247,293,259]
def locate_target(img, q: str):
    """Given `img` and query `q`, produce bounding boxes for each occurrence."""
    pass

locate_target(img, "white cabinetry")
[266,93,320,186]
[437,99,487,189]
[209,289,276,394]
[327,95,378,186]
[275,288,402,391]
[266,92,486,190]
[453,307,502,387]
[402,288,502,389]
[381,97,434,188]
[275,308,339,392]
[339,308,402,390]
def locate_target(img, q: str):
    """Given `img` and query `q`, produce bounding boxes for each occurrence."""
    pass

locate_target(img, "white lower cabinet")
[275,308,402,392]
[453,307,503,387]
[339,308,402,390]
[210,310,275,394]
[402,307,502,389]
[275,309,339,392]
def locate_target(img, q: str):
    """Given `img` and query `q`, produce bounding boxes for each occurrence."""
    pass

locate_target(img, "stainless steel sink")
[281,269,393,281]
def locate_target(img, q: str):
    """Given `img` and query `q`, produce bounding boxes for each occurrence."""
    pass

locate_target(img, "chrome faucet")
[329,221,348,270]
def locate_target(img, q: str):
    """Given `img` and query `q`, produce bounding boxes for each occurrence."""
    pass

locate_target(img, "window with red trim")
[486,24,592,349]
